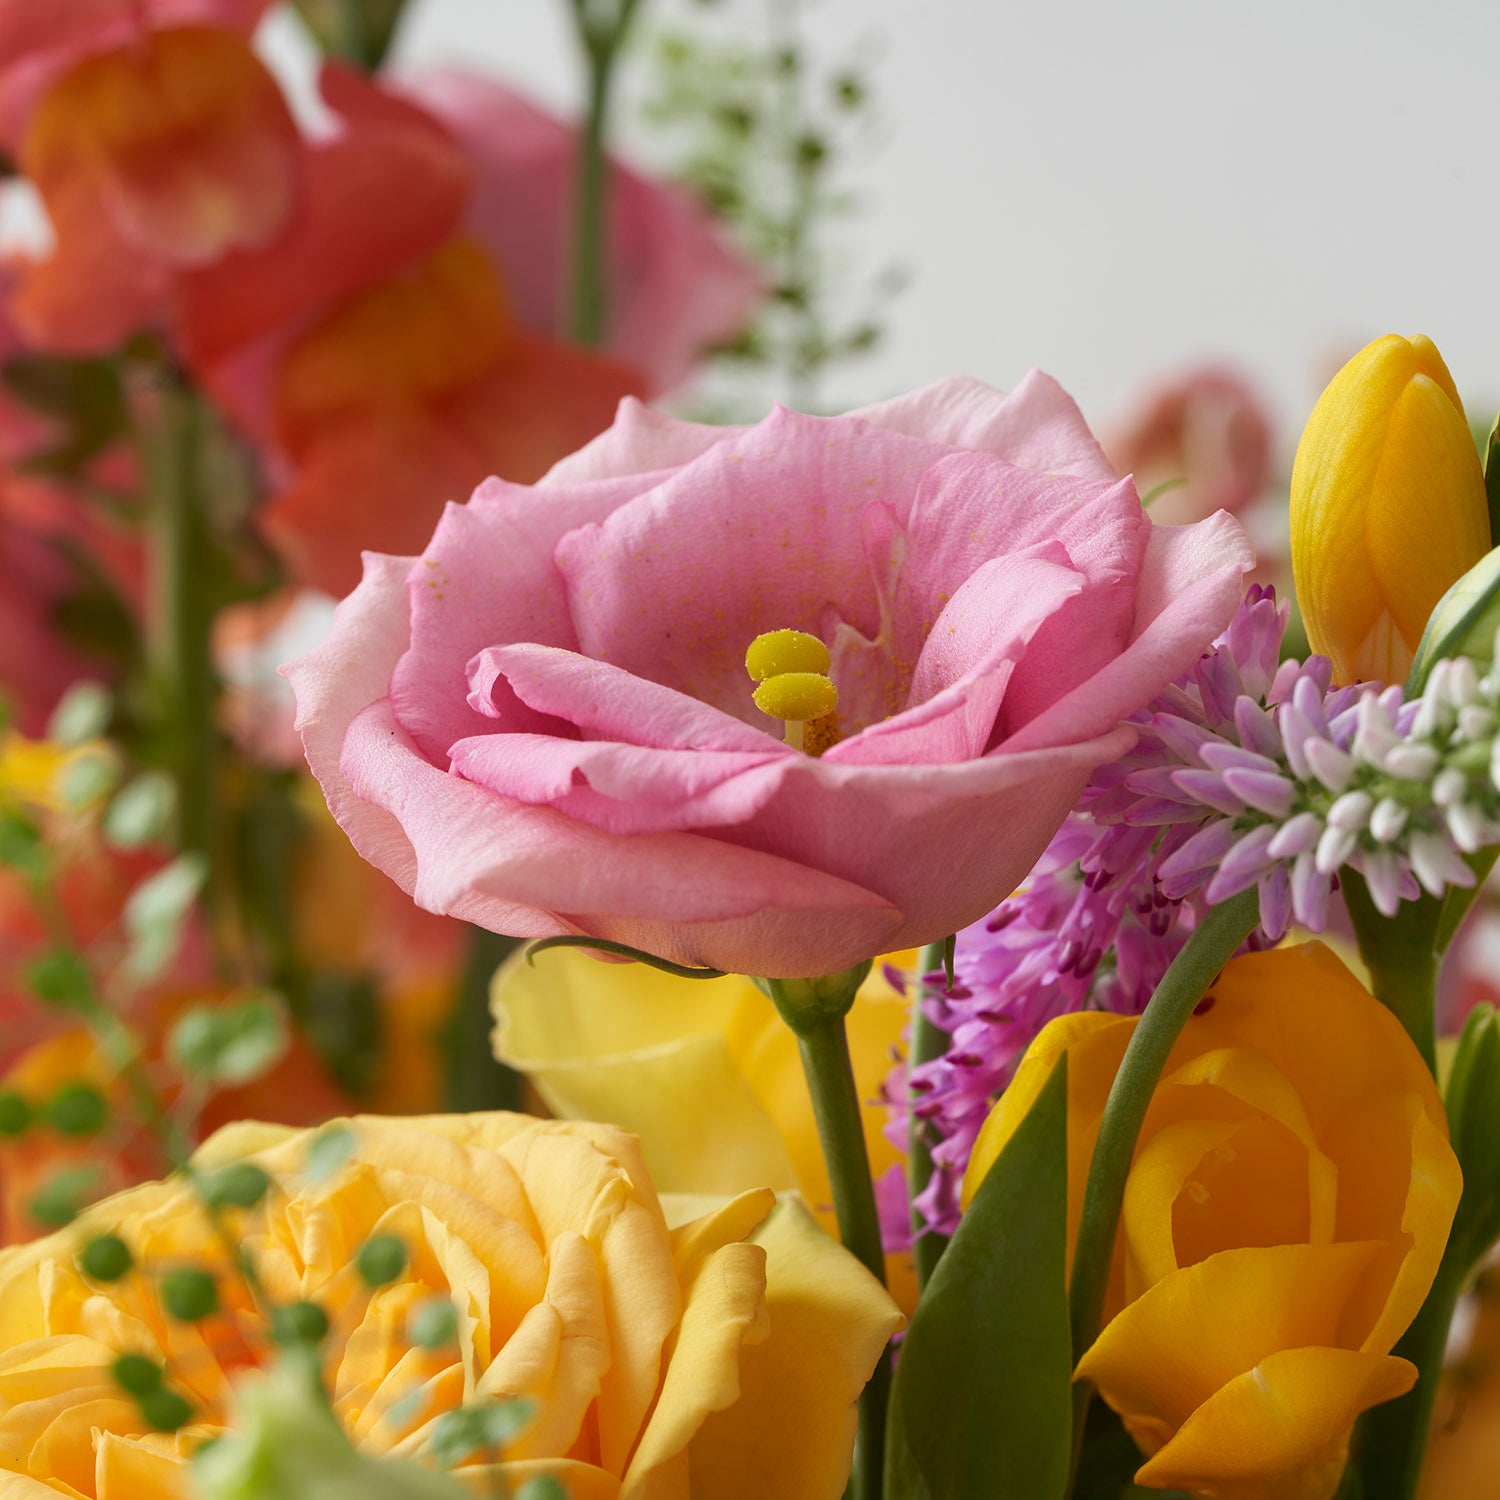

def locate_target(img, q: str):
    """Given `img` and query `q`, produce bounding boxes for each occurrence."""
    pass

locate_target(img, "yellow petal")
[963,1011,1134,1276]
[1290,333,1487,685]
[686,1197,904,1500]
[492,948,912,1291]
[621,1191,776,1499]
[1133,1346,1415,1500]
[1077,1242,1385,1438]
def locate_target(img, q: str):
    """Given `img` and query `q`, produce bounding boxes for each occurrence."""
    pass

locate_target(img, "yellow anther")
[745,629,831,682]
[752,672,840,724]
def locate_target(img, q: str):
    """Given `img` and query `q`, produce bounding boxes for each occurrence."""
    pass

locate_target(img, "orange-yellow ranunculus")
[963,943,1462,1500]
[491,947,916,1305]
[0,1111,902,1499]
[1290,333,1489,686]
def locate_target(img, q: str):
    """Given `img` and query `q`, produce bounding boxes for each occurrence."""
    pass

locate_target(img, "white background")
[257,0,1500,454]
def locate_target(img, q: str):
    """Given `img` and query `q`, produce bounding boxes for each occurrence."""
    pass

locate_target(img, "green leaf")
[122,853,207,982]
[166,994,288,1088]
[45,681,111,747]
[885,1055,1072,1500]
[103,772,176,849]
[304,1124,356,1183]
[428,1399,536,1468]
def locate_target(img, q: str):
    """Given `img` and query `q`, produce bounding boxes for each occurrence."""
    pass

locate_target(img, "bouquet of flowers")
[0,4,1496,1500]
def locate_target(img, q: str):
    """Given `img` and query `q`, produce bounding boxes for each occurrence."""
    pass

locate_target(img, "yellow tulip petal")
[1322,1097,1464,1355]
[963,1012,1134,1276]
[1367,373,1491,657]
[505,1031,799,1199]
[1133,1346,1415,1500]
[1077,1242,1385,1436]
[686,1198,904,1500]
[1122,1117,1241,1291]
[1290,333,1487,685]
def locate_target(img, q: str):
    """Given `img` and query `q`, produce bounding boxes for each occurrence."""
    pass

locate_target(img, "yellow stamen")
[752,671,840,724]
[745,629,831,682]
[746,630,841,755]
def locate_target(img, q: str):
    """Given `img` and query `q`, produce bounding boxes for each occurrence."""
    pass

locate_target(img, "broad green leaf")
[885,1055,1071,1500]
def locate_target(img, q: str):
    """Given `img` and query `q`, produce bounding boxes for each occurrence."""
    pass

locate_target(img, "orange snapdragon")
[0,3,300,351]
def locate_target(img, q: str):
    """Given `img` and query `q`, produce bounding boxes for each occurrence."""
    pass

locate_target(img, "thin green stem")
[909,940,951,1289]
[794,1011,888,1500]
[143,376,216,871]
[445,927,523,1112]
[1353,1252,1466,1500]
[567,0,643,346]
[1065,889,1260,1490]
[1342,875,1441,1074]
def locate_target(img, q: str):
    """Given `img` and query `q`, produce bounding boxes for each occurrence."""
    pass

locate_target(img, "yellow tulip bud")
[1290,334,1490,685]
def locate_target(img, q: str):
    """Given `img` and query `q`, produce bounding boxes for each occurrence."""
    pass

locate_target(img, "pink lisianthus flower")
[399,68,763,395]
[286,375,1253,979]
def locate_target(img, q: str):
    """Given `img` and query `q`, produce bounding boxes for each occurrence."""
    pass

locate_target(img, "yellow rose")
[1290,333,1489,685]
[0,1111,901,1499]
[964,943,1462,1500]
[491,948,915,1304]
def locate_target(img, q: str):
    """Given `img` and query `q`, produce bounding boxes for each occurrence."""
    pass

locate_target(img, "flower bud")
[1291,334,1489,685]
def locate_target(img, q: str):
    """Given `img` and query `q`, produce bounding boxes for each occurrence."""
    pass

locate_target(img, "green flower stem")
[1065,888,1260,1487]
[1342,874,1441,1074]
[909,940,952,1290]
[764,969,887,1500]
[567,0,643,346]
[143,374,216,873]
[445,927,523,1112]
[1354,1250,1466,1500]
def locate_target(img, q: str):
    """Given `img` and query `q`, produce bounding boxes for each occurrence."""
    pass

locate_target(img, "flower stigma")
[746,629,841,753]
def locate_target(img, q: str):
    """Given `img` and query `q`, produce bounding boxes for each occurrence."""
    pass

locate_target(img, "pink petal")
[389,472,664,764]
[340,698,903,976]
[850,370,1117,481]
[470,642,777,752]
[829,544,1086,766]
[1002,511,1254,753]
[447,732,788,833]
[554,406,955,719]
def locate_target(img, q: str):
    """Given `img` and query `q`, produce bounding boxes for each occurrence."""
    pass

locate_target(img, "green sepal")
[885,1055,1072,1500]
[1406,544,1500,695]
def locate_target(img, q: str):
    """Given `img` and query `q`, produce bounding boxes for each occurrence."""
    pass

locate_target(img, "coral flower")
[965,944,1462,1500]
[183,67,644,597]
[0,1,300,352]
[0,1112,902,1498]
[287,374,1252,979]
[399,68,763,395]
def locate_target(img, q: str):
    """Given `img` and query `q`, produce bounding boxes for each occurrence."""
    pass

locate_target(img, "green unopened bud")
[357,1234,407,1288]
[44,1082,107,1137]
[81,1233,133,1282]
[0,1090,31,1138]
[1445,1002,1500,1267]
[112,1352,164,1397]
